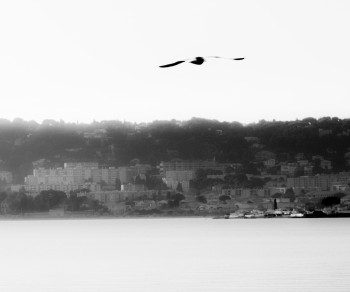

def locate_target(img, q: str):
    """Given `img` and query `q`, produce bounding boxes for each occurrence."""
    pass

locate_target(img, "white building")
[24,162,120,192]
[164,170,196,192]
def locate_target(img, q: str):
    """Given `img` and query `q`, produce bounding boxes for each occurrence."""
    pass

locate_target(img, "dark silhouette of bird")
[159,56,244,68]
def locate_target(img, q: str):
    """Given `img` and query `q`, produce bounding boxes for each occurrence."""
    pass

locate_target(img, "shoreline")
[1,212,350,220]
[0,212,213,220]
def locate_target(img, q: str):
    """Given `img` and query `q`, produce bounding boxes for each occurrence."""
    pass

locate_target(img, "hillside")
[1,117,350,183]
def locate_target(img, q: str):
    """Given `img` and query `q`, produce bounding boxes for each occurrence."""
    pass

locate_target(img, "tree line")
[1,117,350,183]
[0,190,107,215]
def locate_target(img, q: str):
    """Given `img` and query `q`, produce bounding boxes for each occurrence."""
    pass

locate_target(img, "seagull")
[159,56,244,68]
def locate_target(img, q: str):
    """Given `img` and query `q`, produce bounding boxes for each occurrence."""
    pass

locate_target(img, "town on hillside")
[0,117,350,217]
[0,157,350,217]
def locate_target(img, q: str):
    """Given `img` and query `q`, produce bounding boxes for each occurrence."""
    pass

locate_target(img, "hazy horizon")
[0,114,346,126]
[1,1,350,124]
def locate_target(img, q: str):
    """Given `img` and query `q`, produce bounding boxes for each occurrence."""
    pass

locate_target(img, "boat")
[243,210,265,219]
[224,211,245,219]
[244,213,256,219]
[281,209,292,216]
[264,210,277,218]
[289,210,304,218]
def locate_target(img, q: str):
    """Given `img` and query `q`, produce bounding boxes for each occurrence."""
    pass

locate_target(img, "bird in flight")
[159,56,244,68]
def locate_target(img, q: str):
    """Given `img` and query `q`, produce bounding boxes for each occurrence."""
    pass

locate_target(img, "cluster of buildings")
[287,172,350,192]
[0,154,349,213]
[160,160,241,192]
[11,162,153,196]
[262,155,332,177]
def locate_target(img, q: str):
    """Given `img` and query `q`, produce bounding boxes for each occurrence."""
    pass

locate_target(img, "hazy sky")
[1,0,349,124]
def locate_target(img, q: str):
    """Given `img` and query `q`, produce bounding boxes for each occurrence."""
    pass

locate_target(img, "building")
[304,166,313,176]
[222,188,268,198]
[118,167,135,184]
[121,183,145,192]
[264,159,276,167]
[295,153,305,160]
[269,187,287,196]
[159,160,228,176]
[287,173,350,191]
[312,155,324,161]
[163,170,196,193]
[297,160,309,167]
[0,171,12,184]
[24,162,123,194]
[320,160,332,170]
[63,162,99,169]
[331,184,350,192]
[281,165,297,176]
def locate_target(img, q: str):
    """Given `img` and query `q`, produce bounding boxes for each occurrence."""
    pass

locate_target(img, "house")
[264,159,276,167]
[341,195,350,205]
[320,160,332,170]
[331,184,350,192]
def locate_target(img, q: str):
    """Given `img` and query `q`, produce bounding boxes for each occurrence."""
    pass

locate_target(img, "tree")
[271,192,283,199]
[243,177,265,188]
[0,191,7,202]
[176,182,183,193]
[34,190,67,211]
[145,175,168,190]
[219,195,231,203]
[305,202,316,211]
[196,195,207,204]
[284,188,296,202]
[18,193,28,214]
[321,196,340,207]
[224,173,248,188]
[134,175,146,185]
[225,166,235,174]
[168,193,185,208]
[115,178,121,190]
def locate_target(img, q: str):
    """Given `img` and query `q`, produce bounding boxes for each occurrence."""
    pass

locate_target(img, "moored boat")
[289,210,304,218]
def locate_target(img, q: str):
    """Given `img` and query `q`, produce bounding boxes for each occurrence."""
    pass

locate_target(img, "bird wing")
[159,60,186,68]
[206,56,245,60]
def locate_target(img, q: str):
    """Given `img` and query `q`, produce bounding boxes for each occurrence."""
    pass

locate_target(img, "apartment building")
[281,165,297,176]
[159,160,227,175]
[163,170,196,193]
[222,188,268,198]
[24,162,121,192]
[287,173,350,191]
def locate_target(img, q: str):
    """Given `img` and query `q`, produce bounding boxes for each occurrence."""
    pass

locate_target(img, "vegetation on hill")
[0,117,350,183]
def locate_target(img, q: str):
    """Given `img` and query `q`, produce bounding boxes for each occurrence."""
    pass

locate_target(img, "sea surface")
[0,217,349,292]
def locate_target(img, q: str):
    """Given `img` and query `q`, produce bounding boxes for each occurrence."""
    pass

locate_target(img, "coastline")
[1,211,350,220]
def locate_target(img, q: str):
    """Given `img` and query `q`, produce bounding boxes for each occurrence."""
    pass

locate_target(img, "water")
[0,218,349,292]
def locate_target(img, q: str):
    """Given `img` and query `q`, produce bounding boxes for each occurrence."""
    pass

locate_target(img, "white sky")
[0,0,349,124]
